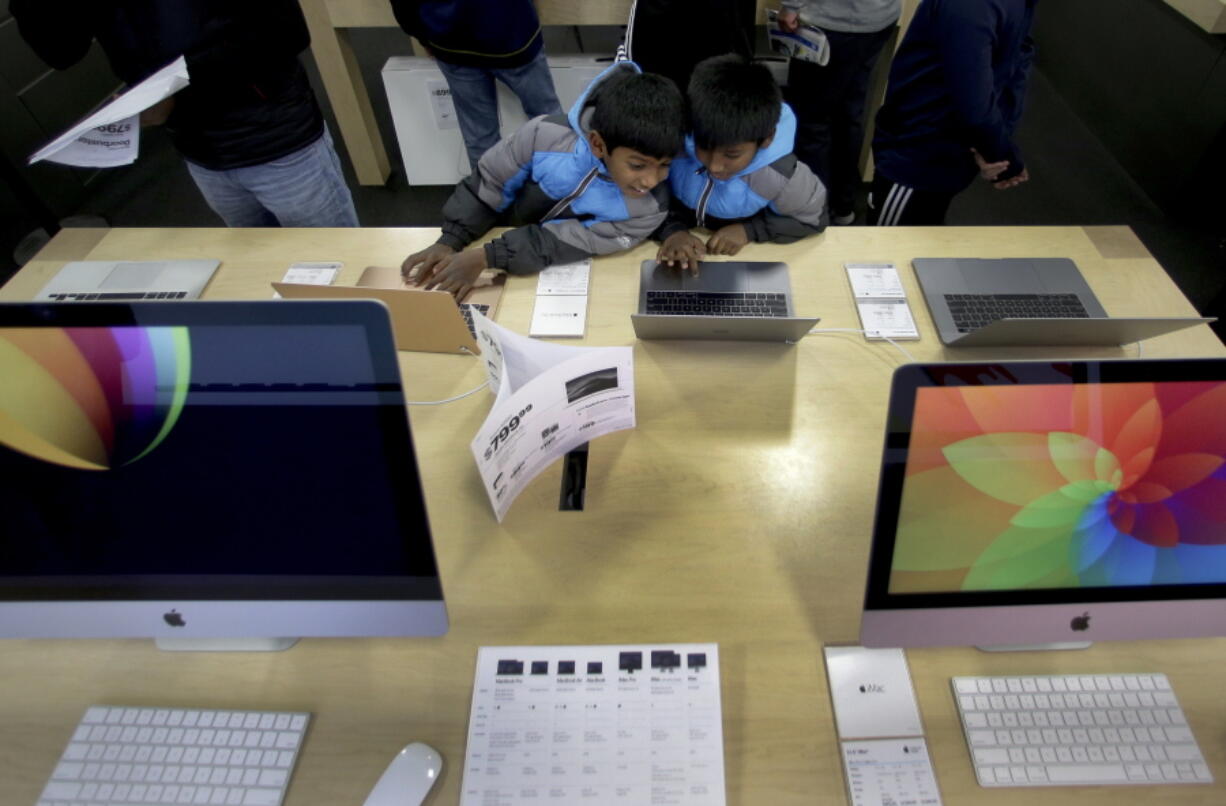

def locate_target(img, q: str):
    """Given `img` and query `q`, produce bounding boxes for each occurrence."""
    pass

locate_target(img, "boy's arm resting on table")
[10,0,96,69]
[741,155,828,243]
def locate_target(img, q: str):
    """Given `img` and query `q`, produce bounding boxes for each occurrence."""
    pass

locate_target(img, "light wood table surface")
[1,226,1224,806]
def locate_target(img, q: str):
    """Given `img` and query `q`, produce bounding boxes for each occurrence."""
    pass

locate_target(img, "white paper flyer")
[29,56,191,168]
[470,312,635,521]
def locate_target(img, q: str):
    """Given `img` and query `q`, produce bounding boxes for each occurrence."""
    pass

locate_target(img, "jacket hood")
[568,60,643,137]
[683,102,798,178]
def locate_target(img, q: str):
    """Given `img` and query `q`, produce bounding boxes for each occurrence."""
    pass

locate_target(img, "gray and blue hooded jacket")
[435,62,671,275]
[656,103,828,243]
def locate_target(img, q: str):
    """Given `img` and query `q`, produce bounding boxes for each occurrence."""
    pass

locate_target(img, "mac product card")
[824,646,923,739]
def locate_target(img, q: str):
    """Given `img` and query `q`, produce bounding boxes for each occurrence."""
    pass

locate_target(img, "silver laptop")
[913,257,1212,346]
[630,259,819,342]
[35,260,220,302]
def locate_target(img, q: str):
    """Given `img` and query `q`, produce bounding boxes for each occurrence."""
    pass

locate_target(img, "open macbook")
[36,259,220,301]
[273,266,504,354]
[630,259,818,342]
[913,257,1212,346]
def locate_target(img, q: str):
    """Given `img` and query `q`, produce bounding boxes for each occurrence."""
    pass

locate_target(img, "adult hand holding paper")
[29,56,190,168]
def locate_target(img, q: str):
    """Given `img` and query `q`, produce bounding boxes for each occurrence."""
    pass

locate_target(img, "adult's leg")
[185,160,279,227]
[786,56,835,202]
[867,172,954,226]
[497,49,562,120]
[230,128,360,228]
[826,25,896,221]
[436,60,502,171]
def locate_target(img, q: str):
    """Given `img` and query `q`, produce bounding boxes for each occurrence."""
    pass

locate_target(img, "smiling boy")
[402,63,685,298]
[657,54,828,273]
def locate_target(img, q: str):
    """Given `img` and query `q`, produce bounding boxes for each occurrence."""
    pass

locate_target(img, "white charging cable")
[807,327,919,364]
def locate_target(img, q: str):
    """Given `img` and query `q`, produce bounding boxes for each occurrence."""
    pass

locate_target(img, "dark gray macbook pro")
[630,260,819,342]
[913,257,1212,346]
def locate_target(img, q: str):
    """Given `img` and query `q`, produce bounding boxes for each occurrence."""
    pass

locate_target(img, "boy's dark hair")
[588,69,686,159]
[688,54,781,150]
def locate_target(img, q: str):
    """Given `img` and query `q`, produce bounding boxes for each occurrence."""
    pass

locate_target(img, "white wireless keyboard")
[38,705,310,806]
[953,674,1212,786]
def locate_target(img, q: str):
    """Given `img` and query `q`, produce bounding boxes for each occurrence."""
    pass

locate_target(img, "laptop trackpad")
[102,262,164,288]
[959,258,1041,293]
[684,263,745,292]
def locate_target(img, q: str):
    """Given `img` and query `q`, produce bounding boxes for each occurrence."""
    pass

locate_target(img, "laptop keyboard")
[47,292,189,301]
[459,303,490,338]
[645,291,788,317]
[946,293,1090,333]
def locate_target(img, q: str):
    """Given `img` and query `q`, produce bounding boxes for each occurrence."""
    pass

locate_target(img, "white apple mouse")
[362,742,443,806]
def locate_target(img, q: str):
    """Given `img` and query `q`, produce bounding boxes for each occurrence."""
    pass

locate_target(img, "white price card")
[272,262,341,298]
[461,644,726,806]
[841,739,942,806]
[536,259,591,295]
[847,263,907,299]
[856,299,919,341]
[845,262,919,340]
[529,294,588,337]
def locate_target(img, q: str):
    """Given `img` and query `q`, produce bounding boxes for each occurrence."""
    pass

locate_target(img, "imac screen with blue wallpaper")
[0,300,447,649]
[860,359,1226,649]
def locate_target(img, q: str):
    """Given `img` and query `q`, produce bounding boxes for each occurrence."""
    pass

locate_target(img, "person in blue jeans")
[391,0,563,172]
[10,0,359,229]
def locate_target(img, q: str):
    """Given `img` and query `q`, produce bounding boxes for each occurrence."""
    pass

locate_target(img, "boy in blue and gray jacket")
[656,54,828,272]
[403,63,685,299]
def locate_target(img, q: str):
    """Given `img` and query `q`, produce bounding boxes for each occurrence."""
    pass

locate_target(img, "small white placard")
[841,738,943,806]
[427,79,460,131]
[272,262,341,298]
[824,646,923,739]
[856,299,920,340]
[847,263,906,298]
[845,262,919,340]
[536,260,591,295]
[529,294,588,337]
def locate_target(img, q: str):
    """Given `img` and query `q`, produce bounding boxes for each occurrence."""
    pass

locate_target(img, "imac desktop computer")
[860,358,1226,650]
[0,300,447,650]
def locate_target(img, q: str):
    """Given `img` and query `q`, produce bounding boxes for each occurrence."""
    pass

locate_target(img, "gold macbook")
[273,266,504,354]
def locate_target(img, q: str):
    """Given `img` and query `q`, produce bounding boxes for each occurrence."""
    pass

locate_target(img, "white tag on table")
[272,262,341,298]
[845,262,920,340]
[841,738,943,806]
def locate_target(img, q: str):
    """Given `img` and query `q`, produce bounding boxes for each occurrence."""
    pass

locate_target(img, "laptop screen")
[865,360,1226,607]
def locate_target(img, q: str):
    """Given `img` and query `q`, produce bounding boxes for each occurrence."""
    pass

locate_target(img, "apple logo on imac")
[1070,612,1091,632]
[163,609,186,628]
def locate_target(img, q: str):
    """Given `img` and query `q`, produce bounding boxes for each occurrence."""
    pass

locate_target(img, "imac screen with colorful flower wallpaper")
[860,360,1226,649]
[0,301,446,649]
